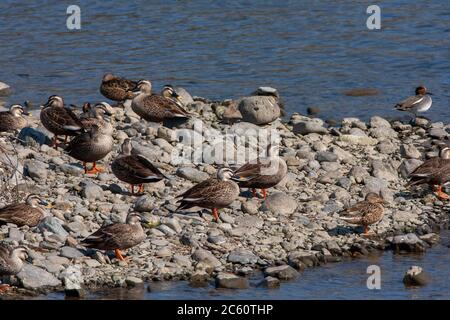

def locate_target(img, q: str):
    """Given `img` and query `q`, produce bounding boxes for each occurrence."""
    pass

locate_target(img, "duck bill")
[231,175,252,182]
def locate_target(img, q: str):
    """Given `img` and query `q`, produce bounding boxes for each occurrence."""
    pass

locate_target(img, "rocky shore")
[1,86,449,298]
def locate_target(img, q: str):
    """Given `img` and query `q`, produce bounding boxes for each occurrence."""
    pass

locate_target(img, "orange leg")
[138,184,144,193]
[114,249,131,263]
[85,162,103,174]
[52,136,59,149]
[131,184,135,194]
[435,185,450,200]
[251,189,257,198]
[64,135,68,143]
[262,188,267,199]
[0,284,10,293]
[363,225,369,235]
[212,208,219,222]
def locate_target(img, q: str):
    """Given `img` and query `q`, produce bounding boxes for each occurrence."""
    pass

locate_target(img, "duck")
[40,95,85,148]
[339,192,387,235]
[176,168,240,222]
[0,104,30,132]
[100,73,137,104]
[131,80,189,123]
[65,124,114,174]
[408,146,450,200]
[80,102,114,136]
[0,194,50,227]
[80,213,145,262]
[0,243,28,292]
[395,86,433,121]
[111,139,166,194]
[232,144,287,199]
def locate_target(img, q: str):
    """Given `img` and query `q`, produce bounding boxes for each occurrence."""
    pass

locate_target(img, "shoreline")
[1,89,450,298]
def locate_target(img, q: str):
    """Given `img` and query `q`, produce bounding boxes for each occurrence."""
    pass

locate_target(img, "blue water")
[0,1,449,121]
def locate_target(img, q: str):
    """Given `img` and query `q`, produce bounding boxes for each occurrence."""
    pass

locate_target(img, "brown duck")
[176,168,240,222]
[111,139,166,194]
[0,243,28,292]
[339,193,387,235]
[40,95,85,148]
[232,144,287,199]
[80,213,145,262]
[0,104,30,132]
[100,73,137,103]
[65,124,114,174]
[0,194,49,227]
[408,146,450,200]
[131,80,189,123]
[80,102,114,136]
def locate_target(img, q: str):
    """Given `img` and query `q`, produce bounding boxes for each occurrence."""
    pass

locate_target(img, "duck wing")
[395,95,425,111]
[81,223,132,249]
[0,203,30,226]
[116,155,166,181]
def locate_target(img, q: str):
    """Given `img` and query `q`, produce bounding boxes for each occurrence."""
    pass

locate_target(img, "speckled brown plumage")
[100,73,137,102]
[0,243,27,276]
[0,104,29,132]
[0,195,48,227]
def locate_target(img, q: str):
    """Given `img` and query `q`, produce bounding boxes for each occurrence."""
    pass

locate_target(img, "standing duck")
[232,144,287,199]
[100,73,137,105]
[395,86,433,121]
[339,193,387,235]
[408,146,450,200]
[40,95,85,148]
[131,80,189,123]
[0,104,30,132]
[111,139,166,194]
[80,213,145,262]
[80,102,114,136]
[176,168,240,222]
[0,194,50,227]
[65,124,114,174]
[0,243,28,292]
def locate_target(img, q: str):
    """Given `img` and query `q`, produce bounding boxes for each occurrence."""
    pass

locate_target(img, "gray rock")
[81,181,103,200]
[370,116,391,128]
[316,151,338,162]
[125,276,144,287]
[0,81,12,96]
[134,195,155,212]
[257,276,280,289]
[17,264,61,290]
[215,273,249,289]
[238,96,280,125]
[192,248,222,268]
[371,159,398,181]
[261,192,297,215]
[227,248,259,265]
[293,120,327,135]
[399,159,423,178]
[390,233,427,253]
[349,166,370,183]
[60,163,84,176]
[363,176,388,194]
[18,127,53,146]
[403,266,430,286]
[61,265,84,297]
[175,87,195,106]
[241,199,259,215]
[176,167,209,183]
[24,160,48,180]
[264,265,299,280]
[60,246,84,259]
[38,217,69,238]
[429,127,447,139]
[157,126,177,142]
[400,144,421,159]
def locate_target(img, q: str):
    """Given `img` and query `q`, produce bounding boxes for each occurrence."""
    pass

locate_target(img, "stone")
[398,159,423,178]
[0,81,12,96]
[403,266,430,286]
[192,248,222,268]
[189,271,210,287]
[257,276,280,289]
[227,248,259,265]
[390,233,427,253]
[81,181,103,200]
[241,199,259,215]
[125,276,144,287]
[157,126,177,142]
[293,120,327,135]
[176,167,209,183]
[370,116,391,128]
[134,195,155,212]
[18,127,53,146]
[261,192,297,215]
[238,96,280,125]
[60,246,84,259]
[38,217,69,238]
[17,264,61,290]
[215,273,249,289]
[339,134,378,145]
[316,151,338,162]
[349,166,370,183]
[264,265,299,280]
[61,265,84,297]
[400,144,421,159]
[175,87,194,106]
[371,160,398,181]
[24,160,48,180]
[429,127,447,139]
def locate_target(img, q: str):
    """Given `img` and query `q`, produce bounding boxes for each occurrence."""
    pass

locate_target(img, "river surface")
[1,1,449,300]
[0,1,449,122]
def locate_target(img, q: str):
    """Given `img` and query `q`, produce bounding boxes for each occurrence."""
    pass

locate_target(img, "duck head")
[133,80,152,94]
[217,167,236,181]
[126,213,142,225]
[439,146,450,159]
[365,192,388,205]
[102,73,118,82]
[12,246,28,261]
[42,95,64,108]
[161,84,183,107]
[9,104,30,117]
[26,194,50,208]
[120,138,133,156]
[415,86,432,95]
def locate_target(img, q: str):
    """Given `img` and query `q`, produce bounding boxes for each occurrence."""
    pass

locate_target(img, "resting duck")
[0,194,49,227]
[0,104,30,132]
[80,102,114,136]
[232,144,287,199]
[0,243,28,292]
[111,139,166,194]
[176,168,240,222]
[131,80,189,123]
[395,86,433,121]
[80,213,145,262]
[339,193,387,235]
[40,95,85,148]
[65,124,114,174]
[408,146,450,200]
[100,73,137,104]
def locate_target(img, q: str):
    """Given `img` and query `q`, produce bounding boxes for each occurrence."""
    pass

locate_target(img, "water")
[0,1,449,122]
[30,231,449,300]
[1,1,449,299]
